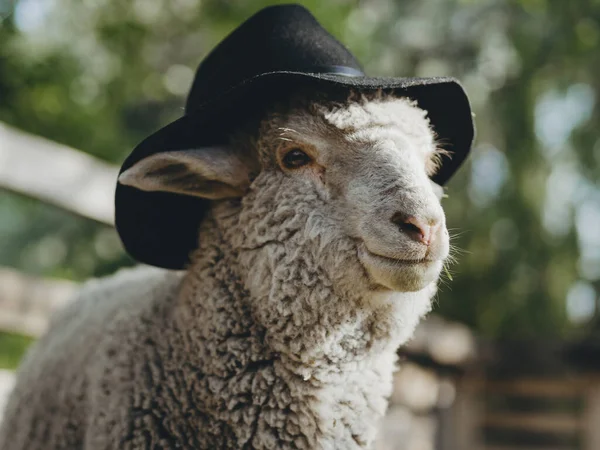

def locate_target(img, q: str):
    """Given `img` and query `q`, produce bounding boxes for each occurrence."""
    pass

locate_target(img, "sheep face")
[247,95,449,293]
[119,95,449,295]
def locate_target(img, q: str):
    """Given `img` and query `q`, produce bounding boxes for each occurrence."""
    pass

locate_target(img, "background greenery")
[0,0,598,354]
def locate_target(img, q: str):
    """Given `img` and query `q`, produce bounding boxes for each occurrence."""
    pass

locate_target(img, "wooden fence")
[1,121,112,335]
[448,359,600,450]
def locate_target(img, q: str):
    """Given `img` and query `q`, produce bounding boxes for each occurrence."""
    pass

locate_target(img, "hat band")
[311,65,364,77]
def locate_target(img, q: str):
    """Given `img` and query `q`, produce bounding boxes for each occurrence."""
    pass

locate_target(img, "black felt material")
[115,4,475,269]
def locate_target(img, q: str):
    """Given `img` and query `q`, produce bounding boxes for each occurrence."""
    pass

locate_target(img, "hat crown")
[186,4,363,112]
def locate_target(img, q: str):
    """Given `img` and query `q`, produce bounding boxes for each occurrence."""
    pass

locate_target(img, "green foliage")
[0,0,598,338]
[0,332,34,370]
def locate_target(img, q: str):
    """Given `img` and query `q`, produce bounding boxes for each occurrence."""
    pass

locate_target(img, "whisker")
[448,244,465,255]
[451,246,471,256]
[448,230,468,239]
[278,127,300,134]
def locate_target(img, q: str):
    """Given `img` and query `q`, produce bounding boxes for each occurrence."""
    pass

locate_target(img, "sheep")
[0,91,453,450]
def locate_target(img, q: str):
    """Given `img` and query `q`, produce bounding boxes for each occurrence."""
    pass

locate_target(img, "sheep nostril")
[399,221,422,236]
[391,213,438,245]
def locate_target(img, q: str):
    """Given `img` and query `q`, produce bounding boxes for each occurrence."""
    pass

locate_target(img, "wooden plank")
[477,378,588,398]
[484,413,582,433]
[484,446,575,450]
[0,267,79,337]
[0,121,117,225]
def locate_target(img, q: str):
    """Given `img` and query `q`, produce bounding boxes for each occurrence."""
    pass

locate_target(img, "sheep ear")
[430,180,446,200]
[118,147,257,200]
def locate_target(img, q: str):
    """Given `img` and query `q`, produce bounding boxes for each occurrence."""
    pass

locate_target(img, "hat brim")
[115,71,475,269]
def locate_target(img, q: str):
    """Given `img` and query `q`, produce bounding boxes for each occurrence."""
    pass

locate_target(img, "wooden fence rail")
[0,267,78,337]
[0,121,116,225]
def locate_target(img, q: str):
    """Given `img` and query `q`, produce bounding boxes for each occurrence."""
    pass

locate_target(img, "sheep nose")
[391,213,441,245]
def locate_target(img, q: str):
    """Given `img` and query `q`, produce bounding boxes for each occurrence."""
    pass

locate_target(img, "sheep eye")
[282,148,311,169]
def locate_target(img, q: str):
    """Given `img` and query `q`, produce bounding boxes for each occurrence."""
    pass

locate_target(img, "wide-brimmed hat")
[115,4,475,270]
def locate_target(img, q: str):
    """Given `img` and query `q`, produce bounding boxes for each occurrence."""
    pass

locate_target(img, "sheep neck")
[174,206,432,449]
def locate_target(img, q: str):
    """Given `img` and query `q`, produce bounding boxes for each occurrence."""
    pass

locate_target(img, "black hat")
[115,4,475,270]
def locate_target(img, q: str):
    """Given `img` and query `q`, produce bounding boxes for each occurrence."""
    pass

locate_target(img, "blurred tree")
[0,0,598,338]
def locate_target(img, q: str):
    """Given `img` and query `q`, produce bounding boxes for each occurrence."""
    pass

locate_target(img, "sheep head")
[119,92,450,296]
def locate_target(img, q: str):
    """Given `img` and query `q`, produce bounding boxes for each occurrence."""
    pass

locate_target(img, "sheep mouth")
[364,251,430,266]
[357,244,435,267]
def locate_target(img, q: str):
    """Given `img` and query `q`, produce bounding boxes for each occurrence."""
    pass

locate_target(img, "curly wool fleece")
[0,96,442,450]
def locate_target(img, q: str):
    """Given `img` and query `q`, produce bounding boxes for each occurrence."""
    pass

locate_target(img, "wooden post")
[582,380,600,450]
[452,372,484,450]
